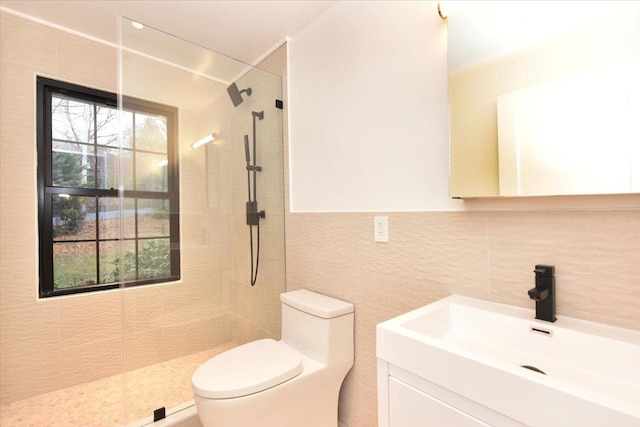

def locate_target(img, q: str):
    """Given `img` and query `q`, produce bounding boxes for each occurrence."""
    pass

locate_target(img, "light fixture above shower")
[227,82,252,107]
[191,133,217,149]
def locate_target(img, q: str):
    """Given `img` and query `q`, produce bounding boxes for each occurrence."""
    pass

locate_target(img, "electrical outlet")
[374,215,389,243]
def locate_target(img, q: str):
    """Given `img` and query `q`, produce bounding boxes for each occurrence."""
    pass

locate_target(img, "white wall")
[288,0,640,213]
[289,1,459,212]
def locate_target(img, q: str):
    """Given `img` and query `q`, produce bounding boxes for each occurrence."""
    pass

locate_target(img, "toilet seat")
[192,339,303,399]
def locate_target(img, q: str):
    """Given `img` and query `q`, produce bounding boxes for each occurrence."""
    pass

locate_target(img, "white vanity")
[376,295,640,426]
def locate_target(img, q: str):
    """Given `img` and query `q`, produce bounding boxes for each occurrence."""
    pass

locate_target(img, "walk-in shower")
[118,17,286,424]
[0,13,285,426]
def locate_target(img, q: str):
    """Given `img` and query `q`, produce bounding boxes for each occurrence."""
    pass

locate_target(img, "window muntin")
[37,77,180,297]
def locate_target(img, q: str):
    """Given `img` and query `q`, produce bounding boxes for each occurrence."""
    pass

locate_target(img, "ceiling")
[446,0,640,72]
[5,1,639,75]
[0,0,336,65]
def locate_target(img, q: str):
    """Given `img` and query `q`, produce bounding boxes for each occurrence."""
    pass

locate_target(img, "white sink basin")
[377,295,640,426]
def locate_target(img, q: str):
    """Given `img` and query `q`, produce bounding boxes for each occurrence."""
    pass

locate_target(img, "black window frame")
[37,76,181,298]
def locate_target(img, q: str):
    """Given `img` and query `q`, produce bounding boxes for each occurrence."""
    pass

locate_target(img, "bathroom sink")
[377,295,640,426]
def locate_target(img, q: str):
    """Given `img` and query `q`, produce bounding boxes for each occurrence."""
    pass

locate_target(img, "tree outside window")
[37,77,180,297]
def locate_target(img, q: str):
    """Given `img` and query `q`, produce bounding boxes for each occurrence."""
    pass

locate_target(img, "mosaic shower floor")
[0,343,235,427]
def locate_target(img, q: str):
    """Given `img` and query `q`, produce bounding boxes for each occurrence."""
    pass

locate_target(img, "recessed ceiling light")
[131,21,144,30]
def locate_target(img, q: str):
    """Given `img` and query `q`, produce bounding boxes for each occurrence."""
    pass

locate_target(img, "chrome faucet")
[528,265,556,322]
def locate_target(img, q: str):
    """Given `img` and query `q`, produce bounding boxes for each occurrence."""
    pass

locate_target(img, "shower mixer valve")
[246,201,265,225]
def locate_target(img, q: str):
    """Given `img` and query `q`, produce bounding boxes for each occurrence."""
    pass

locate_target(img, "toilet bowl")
[192,289,354,427]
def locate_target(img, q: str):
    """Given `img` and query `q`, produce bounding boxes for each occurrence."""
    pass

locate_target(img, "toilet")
[192,289,354,427]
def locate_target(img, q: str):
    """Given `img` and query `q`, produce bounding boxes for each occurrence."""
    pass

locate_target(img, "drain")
[521,365,546,375]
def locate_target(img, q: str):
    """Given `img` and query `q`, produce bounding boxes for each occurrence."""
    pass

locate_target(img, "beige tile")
[257,213,287,259]
[231,279,252,320]
[345,266,486,425]
[231,278,281,338]
[123,286,163,334]
[179,245,231,289]
[0,349,61,404]
[162,280,229,329]
[162,314,232,361]
[0,265,40,313]
[1,373,124,426]
[286,254,361,310]
[252,258,286,297]
[60,337,123,388]
[286,212,361,270]
[247,318,278,342]
[232,215,253,284]
[360,271,458,328]
[0,88,39,314]
[203,141,233,215]
[55,31,117,92]
[257,44,287,78]
[122,51,221,111]
[0,12,57,81]
[203,213,234,249]
[0,304,60,359]
[338,349,378,427]
[0,85,35,147]
[124,328,164,371]
[59,291,123,348]
[346,271,463,427]
[232,314,252,345]
[252,283,282,337]
[488,210,640,329]
[1,346,234,426]
[180,212,232,250]
[359,212,489,292]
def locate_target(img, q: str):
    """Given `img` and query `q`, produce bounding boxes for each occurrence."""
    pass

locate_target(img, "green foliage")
[51,152,86,237]
[151,209,169,220]
[52,151,84,186]
[102,239,170,283]
[52,196,85,238]
[138,239,171,278]
[53,252,96,289]
[136,115,167,152]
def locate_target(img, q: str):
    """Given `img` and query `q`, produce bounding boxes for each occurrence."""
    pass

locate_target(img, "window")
[37,77,180,297]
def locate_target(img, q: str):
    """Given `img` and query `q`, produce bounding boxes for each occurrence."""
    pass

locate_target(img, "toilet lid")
[192,339,303,399]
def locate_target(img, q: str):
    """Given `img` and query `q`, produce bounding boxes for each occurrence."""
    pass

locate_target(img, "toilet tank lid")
[281,289,354,319]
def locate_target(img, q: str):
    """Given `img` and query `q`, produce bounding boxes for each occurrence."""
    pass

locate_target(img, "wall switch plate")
[374,215,389,243]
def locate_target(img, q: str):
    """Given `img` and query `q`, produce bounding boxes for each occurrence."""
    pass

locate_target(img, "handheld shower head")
[227,82,252,107]
[244,135,251,164]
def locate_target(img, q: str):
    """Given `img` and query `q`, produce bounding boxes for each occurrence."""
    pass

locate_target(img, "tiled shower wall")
[229,45,287,346]
[285,209,640,426]
[1,11,244,405]
[1,12,127,404]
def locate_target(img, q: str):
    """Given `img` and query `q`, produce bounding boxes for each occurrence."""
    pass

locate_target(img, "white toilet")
[191,289,354,427]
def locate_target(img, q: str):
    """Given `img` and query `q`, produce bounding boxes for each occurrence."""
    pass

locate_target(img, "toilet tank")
[280,290,354,368]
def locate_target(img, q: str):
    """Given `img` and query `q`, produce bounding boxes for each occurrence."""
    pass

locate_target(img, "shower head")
[227,82,252,107]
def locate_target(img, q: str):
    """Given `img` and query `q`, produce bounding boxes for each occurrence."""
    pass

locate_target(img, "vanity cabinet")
[378,360,525,427]
[388,377,490,426]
